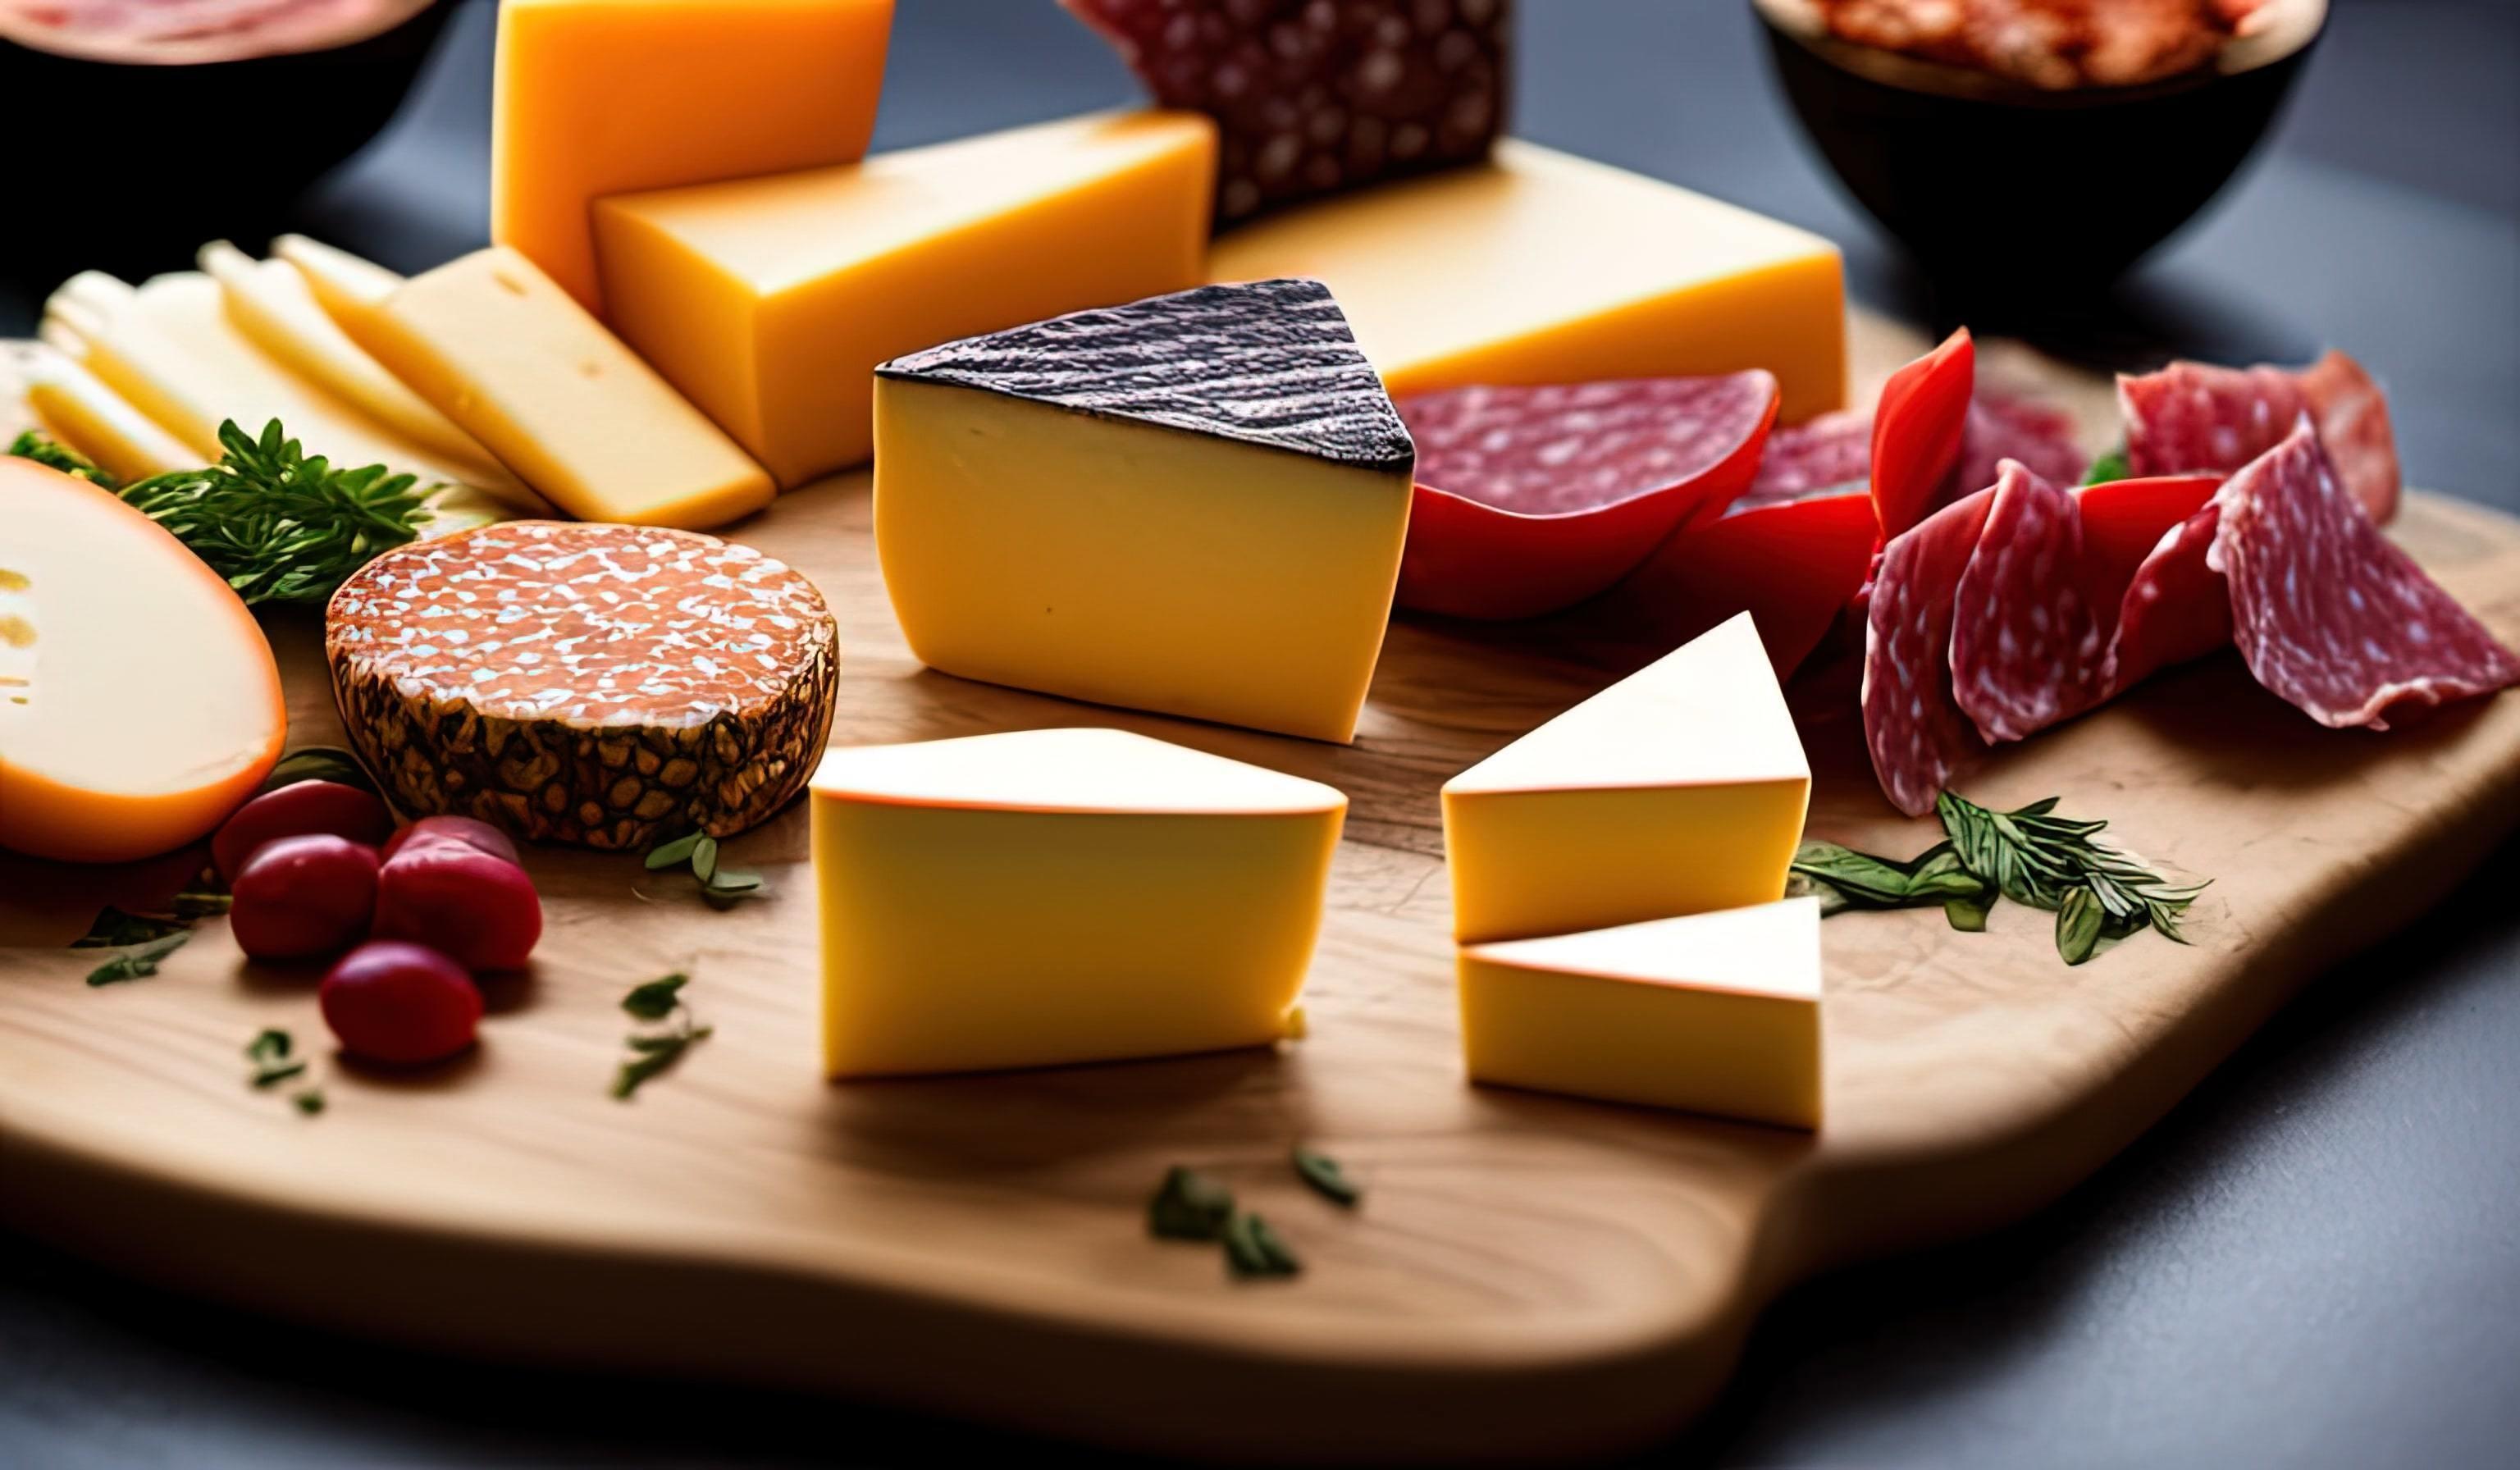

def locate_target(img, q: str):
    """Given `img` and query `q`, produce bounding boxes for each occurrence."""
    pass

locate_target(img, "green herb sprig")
[1145,1148,1361,1280]
[1790,792,2207,966]
[84,931,188,986]
[2082,445,2133,486]
[642,832,766,909]
[613,972,713,1099]
[116,419,431,609]
[7,430,117,488]
[244,1028,326,1114]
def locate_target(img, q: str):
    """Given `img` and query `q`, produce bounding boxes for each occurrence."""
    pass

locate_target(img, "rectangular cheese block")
[592,109,1215,484]
[1459,899,1823,1128]
[873,280,1414,744]
[1442,613,1810,943]
[351,248,774,530]
[492,0,893,314]
[810,728,1346,1077]
[1210,140,1848,425]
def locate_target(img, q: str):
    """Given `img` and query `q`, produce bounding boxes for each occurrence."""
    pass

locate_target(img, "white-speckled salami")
[2207,421,2517,730]
[2120,350,2400,524]
[1741,409,1869,509]
[326,521,841,848]
[1400,372,1776,518]
[2100,501,2232,696]
[1739,388,2084,515]
[1862,486,1995,816]
[1950,462,2104,744]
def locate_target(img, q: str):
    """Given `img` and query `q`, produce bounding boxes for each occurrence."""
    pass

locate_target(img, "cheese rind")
[874,281,1413,744]
[1441,613,1810,942]
[352,248,774,530]
[0,459,285,863]
[1210,141,1848,425]
[1458,899,1824,1128]
[492,0,894,313]
[810,728,1345,1077]
[594,109,1217,483]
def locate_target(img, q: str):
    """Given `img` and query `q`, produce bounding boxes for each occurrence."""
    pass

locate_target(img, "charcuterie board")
[4,317,2518,1463]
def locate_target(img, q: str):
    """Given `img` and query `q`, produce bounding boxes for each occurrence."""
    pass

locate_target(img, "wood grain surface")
[4,322,2518,1463]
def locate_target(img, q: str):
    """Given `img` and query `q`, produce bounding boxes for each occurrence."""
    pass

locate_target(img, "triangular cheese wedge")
[1459,898,1823,1128]
[1441,613,1810,942]
[809,728,1347,1077]
[872,281,1416,744]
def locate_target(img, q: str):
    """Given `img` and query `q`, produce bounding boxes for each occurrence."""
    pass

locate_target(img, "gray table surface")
[4,2,2515,1466]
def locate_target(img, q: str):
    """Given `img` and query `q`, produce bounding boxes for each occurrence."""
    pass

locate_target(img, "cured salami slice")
[1863,486,1995,816]
[1949,462,2104,744]
[2102,500,2231,696]
[1742,409,1870,509]
[2119,350,2399,524]
[1958,390,2089,501]
[2207,420,2518,729]
[1394,372,1778,621]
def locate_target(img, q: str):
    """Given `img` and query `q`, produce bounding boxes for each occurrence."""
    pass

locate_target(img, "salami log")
[2207,420,2518,729]
[1862,487,1995,815]
[2119,350,2399,524]
[1395,372,1778,620]
[1949,462,2104,744]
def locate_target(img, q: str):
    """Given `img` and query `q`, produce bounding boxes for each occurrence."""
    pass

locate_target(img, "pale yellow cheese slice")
[272,233,403,337]
[1,340,195,483]
[1442,612,1811,943]
[810,728,1346,1077]
[1459,898,1824,1128]
[1211,140,1848,424]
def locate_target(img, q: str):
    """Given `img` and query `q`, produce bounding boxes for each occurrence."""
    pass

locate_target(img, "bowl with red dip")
[1752,0,2326,299]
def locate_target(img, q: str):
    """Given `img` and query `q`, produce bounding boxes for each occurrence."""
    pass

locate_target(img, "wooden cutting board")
[4,322,2518,1463]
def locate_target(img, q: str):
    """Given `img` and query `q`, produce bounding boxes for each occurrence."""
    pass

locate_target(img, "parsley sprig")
[7,430,116,487]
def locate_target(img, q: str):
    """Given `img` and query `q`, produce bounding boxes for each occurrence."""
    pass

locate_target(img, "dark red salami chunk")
[1742,409,1869,509]
[2120,351,2400,524]
[2102,500,2231,696]
[1403,372,1777,518]
[2208,420,2519,729]
[1863,487,1995,816]
[1949,462,2104,744]
[1061,0,1509,226]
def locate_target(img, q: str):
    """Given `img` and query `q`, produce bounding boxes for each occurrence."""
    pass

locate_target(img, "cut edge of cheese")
[2,340,197,483]
[0,459,285,864]
[272,233,404,343]
[1463,898,1824,1002]
[810,728,1348,817]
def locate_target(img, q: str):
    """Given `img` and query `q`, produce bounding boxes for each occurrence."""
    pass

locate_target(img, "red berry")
[213,780,394,884]
[319,941,481,1066]
[381,815,520,867]
[373,841,542,971]
[229,834,381,961]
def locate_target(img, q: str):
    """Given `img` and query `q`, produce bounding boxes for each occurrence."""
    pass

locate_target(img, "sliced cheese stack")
[1212,141,1849,426]
[1442,613,1811,943]
[2,340,195,483]
[1459,899,1824,1128]
[810,728,1345,1077]
[0,459,285,863]
[347,248,775,530]
[874,278,1415,744]
[595,109,1216,483]
[494,0,895,313]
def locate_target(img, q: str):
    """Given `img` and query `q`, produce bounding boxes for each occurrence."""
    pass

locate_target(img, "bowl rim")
[1751,0,2328,107]
[0,0,441,67]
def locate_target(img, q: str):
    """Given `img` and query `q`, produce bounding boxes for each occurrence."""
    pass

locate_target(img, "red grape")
[373,841,542,971]
[320,941,481,1066]
[229,834,381,960]
[381,815,520,867]
[213,780,394,884]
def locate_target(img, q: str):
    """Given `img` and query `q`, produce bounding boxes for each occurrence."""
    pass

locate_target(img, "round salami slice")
[1958,390,2089,501]
[1395,372,1778,620]
[2207,420,2518,730]
[1742,409,1870,509]
[2119,351,2399,525]
[1740,385,2084,518]
[1863,486,1996,816]
[1949,462,2104,745]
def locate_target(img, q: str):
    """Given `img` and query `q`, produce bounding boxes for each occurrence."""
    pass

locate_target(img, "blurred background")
[3,2,2516,1466]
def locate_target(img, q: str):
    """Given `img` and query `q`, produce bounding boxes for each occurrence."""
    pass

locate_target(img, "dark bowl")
[1753,0,2326,307]
[0,1,451,286]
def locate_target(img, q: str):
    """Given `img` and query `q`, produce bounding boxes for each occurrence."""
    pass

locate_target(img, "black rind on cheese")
[876,278,1416,474]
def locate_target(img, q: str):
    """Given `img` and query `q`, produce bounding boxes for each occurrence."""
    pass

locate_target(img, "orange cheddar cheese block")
[596,109,1216,484]
[1459,898,1824,1128]
[1441,613,1810,943]
[1211,141,1848,425]
[493,0,895,314]
[0,459,285,863]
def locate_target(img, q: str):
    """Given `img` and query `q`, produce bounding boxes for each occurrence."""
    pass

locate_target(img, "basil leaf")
[2056,887,2106,966]
[643,832,702,871]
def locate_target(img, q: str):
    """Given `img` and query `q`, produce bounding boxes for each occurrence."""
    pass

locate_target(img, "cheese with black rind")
[877,277,1413,474]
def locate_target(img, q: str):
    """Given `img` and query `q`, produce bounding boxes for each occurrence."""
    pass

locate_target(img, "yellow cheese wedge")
[0,458,285,863]
[2,340,195,483]
[198,240,518,491]
[272,233,402,338]
[494,0,895,314]
[350,247,774,530]
[1459,898,1824,1128]
[594,109,1216,485]
[874,279,1414,744]
[1442,613,1810,943]
[810,728,1346,1077]
[1210,140,1848,424]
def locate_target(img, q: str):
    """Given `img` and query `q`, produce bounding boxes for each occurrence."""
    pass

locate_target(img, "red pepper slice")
[1869,327,1976,541]
[2074,472,2224,633]
[1602,490,1882,678]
